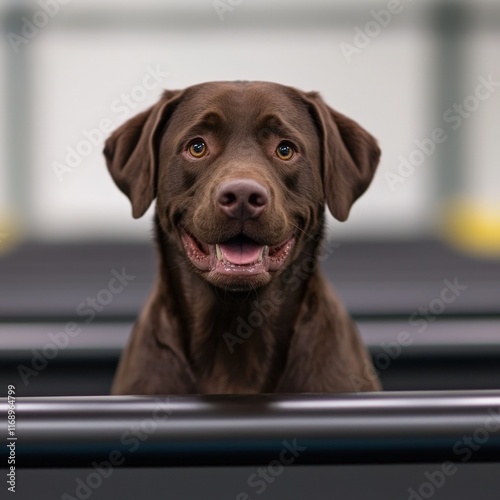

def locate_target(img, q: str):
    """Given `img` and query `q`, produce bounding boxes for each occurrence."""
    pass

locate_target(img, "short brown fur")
[104,81,381,394]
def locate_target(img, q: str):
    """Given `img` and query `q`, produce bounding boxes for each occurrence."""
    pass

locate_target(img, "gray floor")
[2,240,500,499]
[13,463,500,500]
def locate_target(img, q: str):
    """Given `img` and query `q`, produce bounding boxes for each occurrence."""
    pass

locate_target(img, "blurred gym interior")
[0,1,499,499]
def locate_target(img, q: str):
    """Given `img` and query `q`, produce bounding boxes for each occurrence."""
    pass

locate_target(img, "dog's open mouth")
[181,231,295,277]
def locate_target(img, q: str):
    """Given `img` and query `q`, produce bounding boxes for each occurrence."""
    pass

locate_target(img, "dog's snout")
[217,179,269,220]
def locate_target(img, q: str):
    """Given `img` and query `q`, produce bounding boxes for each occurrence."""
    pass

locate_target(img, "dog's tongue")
[219,240,263,265]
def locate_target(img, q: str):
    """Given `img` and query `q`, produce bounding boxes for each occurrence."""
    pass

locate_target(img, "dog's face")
[157,82,324,291]
[104,81,380,291]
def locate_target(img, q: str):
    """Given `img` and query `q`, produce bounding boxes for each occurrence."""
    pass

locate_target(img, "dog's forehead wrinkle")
[181,82,309,128]
[165,86,317,156]
[199,110,226,125]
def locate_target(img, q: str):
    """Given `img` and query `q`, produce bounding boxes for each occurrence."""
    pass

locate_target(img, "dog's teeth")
[257,247,263,262]
[258,246,268,262]
[215,244,223,261]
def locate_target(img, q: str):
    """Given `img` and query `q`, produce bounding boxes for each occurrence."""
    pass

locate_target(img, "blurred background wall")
[0,0,499,400]
[0,0,498,254]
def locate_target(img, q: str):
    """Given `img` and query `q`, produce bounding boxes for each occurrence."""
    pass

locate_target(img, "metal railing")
[2,391,500,467]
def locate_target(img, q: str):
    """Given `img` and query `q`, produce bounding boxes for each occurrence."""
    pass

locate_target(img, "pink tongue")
[219,240,264,265]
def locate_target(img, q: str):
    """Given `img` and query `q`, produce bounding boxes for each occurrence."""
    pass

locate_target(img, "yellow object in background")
[443,200,500,259]
[0,213,22,255]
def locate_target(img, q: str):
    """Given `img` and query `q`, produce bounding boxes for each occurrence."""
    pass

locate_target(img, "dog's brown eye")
[188,140,207,158]
[276,142,294,161]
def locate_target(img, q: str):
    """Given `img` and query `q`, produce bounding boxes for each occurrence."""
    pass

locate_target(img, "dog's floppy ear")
[304,92,381,221]
[103,90,183,218]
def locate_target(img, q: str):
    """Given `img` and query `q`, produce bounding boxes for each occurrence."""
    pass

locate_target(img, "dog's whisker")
[290,223,317,241]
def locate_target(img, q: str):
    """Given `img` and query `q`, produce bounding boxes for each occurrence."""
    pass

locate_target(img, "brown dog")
[104,81,381,395]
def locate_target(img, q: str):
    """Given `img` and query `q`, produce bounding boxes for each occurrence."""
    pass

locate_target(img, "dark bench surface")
[0,239,499,319]
[1,239,499,396]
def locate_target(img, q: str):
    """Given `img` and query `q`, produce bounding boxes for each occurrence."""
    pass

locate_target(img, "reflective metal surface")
[2,391,500,467]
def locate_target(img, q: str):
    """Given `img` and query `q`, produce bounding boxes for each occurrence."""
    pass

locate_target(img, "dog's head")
[104,81,380,291]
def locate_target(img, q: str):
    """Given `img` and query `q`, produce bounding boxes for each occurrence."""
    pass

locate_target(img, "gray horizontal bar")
[2,391,500,467]
[0,320,499,354]
[5,1,500,33]
[357,319,500,347]
[3,3,428,32]
[0,323,130,352]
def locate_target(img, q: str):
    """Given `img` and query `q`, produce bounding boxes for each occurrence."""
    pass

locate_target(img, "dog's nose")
[217,179,269,220]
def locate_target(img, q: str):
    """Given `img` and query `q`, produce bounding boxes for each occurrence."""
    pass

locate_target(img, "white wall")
[0,42,6,218]
[2,0,498,241]
[463,31,500,206]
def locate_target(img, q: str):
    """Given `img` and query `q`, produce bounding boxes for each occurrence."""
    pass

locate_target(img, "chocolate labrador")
[104,81,381,395]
